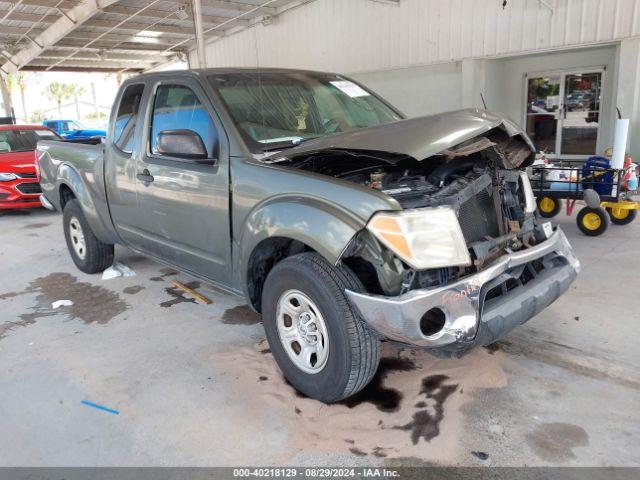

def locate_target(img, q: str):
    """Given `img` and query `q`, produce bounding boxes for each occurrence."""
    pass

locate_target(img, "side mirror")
[156,129,210,161]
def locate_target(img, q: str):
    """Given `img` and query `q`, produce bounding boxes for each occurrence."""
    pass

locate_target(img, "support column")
[616,38,640,161]
[0,73,13,118]
[191,0,207,69]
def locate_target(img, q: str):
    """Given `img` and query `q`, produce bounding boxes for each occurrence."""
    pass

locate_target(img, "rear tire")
[607,207,637,225]
[63,199,114,273]
[537,196,562,218]
[261,252,380,403]
[576,206,609,236]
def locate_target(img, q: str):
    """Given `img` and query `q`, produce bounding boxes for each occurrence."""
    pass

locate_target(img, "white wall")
[192,0,640,159]
[193,0,640,73]
[350,62,463,117]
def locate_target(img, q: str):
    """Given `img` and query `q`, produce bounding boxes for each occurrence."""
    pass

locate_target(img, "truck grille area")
[482,255,569,304]
[457,189,500,244]
[16,182,42,195]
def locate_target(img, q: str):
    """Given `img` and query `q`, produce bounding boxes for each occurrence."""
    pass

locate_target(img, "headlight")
[0,173,18,182]
[519,171,536,213]
[367,207,471,270]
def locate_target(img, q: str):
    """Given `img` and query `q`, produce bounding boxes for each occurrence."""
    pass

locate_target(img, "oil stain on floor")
[214,340,508,463]
[525,422,589,462]
[21,222,51,230]
[393,374,458,444]
[222,305,261,325]
[160,281,201,308]
[1,272,128,339]
[339,357,418,412]
[150,268,179,282]
[123,285,145,295]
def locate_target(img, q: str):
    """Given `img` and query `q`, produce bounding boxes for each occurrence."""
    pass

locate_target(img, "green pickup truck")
[37,68,579,402]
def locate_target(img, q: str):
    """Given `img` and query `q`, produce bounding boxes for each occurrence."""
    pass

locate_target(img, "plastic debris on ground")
[52,300,73,309]
[101,262,136,280]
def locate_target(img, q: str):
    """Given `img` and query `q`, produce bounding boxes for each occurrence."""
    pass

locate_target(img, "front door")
[133,79,231,284]
[525,69,604,160]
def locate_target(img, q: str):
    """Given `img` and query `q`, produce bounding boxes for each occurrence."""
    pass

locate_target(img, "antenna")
[480,93,487,110]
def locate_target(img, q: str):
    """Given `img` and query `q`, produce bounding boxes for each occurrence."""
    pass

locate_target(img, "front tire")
[261,253,380,403]
[63,199,114,273]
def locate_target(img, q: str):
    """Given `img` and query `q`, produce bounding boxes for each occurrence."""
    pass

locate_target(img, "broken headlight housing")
[367,207,471,270]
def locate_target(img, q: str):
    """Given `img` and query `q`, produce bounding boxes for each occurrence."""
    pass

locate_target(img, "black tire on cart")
[606,206,637,226]
[261,252,380,403]
[576,206,609,236]
[537,196,562,218]
[63,199,114,273]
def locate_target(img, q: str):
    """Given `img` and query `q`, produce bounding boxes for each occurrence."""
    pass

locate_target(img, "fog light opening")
[420,307,446,337]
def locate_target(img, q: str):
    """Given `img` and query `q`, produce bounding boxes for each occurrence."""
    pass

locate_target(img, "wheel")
[607,206,637,225]
[576,206,609,236]
[537,196,562,218]
[63,199,114,273]
[261,252,380,403]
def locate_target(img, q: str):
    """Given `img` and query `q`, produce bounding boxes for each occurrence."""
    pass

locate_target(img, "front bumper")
[0,177,41,210]
[345,227,579,356]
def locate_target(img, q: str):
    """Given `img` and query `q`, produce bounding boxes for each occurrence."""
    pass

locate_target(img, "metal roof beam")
[1,0,119,73]
[82,19,194,35]
[201,0,276,14]
[27,58,151,68]
[103,4,250,27]
[0,10,58,23]
[55,39,189,51]
[16,0,79,9]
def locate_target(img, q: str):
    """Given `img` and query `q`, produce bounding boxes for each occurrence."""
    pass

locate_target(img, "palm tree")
[7,72,28,119]
[0,73,14,118]
[70,85,86,119]
[47,82,74,117]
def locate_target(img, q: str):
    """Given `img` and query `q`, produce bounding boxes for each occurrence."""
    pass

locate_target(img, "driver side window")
[150,84,218,159]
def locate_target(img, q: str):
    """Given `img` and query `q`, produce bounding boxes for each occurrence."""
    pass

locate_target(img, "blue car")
[43,120,106,140]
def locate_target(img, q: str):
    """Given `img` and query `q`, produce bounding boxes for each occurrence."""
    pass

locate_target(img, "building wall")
[192,0,640,158]
[350,62,463,117]
[193,0,640,72]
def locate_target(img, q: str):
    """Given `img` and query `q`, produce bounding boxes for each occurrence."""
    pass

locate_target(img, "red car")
[0,125,61,210]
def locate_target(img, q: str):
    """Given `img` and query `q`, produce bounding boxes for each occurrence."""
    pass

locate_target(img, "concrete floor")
[1,207,638,467]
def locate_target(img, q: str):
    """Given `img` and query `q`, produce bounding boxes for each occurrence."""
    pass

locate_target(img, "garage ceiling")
[0,0,303,73]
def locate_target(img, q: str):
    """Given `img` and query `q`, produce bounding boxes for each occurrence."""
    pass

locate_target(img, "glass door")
[561,72,602,156]
[525,70,604,160]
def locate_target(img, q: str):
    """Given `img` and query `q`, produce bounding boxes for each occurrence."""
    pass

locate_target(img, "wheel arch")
[238,197,368,312]
[56,164,119,245]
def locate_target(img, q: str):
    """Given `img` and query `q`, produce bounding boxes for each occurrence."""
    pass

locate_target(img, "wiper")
[260,137,315,152]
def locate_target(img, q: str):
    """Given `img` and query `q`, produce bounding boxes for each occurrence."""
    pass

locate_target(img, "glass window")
[0,129,60,154]
[114,83,145,153]
[208,72,402,152]
[150,84,218,158]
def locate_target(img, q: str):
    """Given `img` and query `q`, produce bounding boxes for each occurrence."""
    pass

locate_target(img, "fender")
[56,163,119,245]
[235,194,371,297]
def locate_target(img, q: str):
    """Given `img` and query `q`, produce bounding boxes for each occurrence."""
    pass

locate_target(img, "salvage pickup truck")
[37,69,579,402]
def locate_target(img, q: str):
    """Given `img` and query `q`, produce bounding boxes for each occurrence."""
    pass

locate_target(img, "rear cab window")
[113,83,145,153]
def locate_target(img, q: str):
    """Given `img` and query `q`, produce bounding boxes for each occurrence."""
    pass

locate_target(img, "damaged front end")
[264,112,580,355]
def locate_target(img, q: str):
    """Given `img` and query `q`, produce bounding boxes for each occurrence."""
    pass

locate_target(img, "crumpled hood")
[280,108,536,167]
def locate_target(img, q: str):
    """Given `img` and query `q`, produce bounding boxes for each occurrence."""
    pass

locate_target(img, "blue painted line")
[81,400,120,415]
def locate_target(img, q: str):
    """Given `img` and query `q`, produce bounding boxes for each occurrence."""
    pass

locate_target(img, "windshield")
[208,72,402,151]
[0,129,59,154]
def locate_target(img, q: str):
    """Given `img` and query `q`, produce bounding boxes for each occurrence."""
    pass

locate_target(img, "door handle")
[136,169,154,185]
